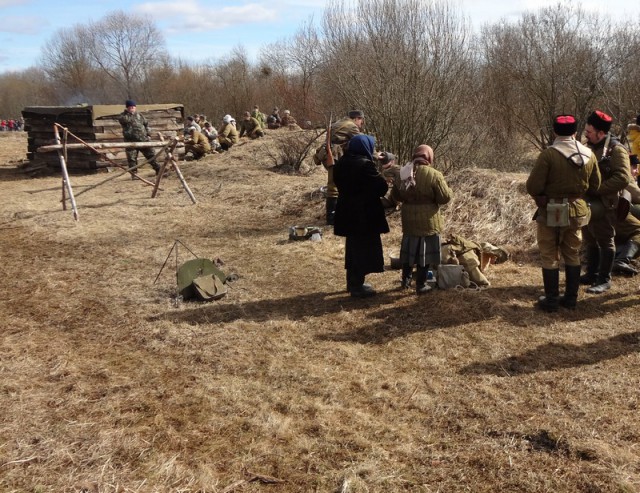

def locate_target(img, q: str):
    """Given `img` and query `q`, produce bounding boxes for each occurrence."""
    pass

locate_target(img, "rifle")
[325,112,334,167]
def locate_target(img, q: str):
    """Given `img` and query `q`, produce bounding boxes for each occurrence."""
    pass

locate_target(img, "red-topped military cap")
[553,114,577,136]
[586,110,612,133]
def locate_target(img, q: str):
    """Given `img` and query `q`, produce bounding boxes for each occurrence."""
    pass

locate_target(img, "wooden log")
[37,141,185,152]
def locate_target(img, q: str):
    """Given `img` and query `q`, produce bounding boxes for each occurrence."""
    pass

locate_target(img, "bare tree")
[214,47,255,117]
[39,25,106,104]
[480,3,636,150]
[318,0,476,165]
[260,21,323,122]
[0,68,50,116]
[85,10,167,100]
[599,25,640,133]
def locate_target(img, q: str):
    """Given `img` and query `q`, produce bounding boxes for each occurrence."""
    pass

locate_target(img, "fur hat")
[631,154,639,166]
[587,110,612,133]
[553,114,577,136]
[636,114,640,126]
[348,110,364,119]
[125,100,136,108]
[223,114,232,124]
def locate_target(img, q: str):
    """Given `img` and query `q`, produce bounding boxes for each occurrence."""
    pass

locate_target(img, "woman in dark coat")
[333,134,390,297]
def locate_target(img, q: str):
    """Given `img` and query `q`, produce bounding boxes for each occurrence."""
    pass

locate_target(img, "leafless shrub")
[262,129,323,174]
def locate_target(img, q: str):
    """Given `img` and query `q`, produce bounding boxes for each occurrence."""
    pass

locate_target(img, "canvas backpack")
[177,258,228,301]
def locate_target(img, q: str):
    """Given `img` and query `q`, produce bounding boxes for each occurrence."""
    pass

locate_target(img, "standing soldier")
[526,115,600,312]
[314,110,365,225]
[118,100,161,177]
[581,110,632,293]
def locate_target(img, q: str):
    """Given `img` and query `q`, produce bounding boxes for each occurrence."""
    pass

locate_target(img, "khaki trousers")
[537,221,582,269]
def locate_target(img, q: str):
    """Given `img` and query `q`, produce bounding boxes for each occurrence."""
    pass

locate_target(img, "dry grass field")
[0,130,638,493]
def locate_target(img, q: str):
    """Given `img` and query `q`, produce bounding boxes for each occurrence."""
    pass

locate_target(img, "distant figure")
[194,114,209,129]
[280,110,297,127]
[526,114,600,311]
[183,116,201,136]
[117,100,161,177]
[333,134,390,298]
[202,122,221,151]
[184,126,211,160]
[239,111,265,139]
[251,105,266,129]
[218,114,239,151]
[627,114,640,160]
[267,107,281,129]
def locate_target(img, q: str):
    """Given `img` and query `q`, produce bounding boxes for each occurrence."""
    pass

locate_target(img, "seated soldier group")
[182,106,299,159]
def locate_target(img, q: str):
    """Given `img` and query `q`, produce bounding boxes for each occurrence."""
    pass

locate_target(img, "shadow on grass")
[151,288,408,326]
[152,282,638,347]
[460,330,640,376]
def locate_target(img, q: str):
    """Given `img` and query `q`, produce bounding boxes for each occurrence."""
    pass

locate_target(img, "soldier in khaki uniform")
[118,100,161,177]
[280,110,297,127]
[251,105,266,129]
[314,110,364,225]
[581,110,632,293]
[613,213,640,275]
[526,115,600,312]
[612,155,640,275]
[184,126,211,159]
[218,114,239,151]
[239,111,265,139]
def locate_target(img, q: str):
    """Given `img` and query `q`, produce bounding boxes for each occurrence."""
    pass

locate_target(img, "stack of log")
[22,104,184,173]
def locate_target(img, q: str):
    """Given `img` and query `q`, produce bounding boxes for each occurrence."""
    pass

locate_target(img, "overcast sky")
[0,0,637,73]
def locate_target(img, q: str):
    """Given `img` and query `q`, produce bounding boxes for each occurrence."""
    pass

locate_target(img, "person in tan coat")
[390,144,453,294]
[218,114,239,151]
[239,111,265,139]
[526,115,600,311]
[184,126,211,159]
[314,110,364,225]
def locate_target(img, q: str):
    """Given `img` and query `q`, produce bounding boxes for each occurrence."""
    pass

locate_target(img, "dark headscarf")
[347,134,375,161]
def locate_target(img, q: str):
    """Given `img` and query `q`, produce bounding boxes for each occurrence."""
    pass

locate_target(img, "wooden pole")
[67,165,165,201]
[54,125,79,221]
[151,139,196,204]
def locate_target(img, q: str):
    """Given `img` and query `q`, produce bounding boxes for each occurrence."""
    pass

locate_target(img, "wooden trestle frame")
[36,123,196,221]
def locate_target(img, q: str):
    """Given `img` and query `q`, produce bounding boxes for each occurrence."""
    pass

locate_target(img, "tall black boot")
[538,268,559,312]
[580,245,600,285]
[612,240,639,276]
[347,270,375,298]
[559,265,581,309]
[325,197,338,226]
[401,264,413,289]
[415,266,431,295]
[587,248,615,294]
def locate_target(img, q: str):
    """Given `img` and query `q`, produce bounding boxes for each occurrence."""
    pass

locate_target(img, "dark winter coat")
[333,151,390,238]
